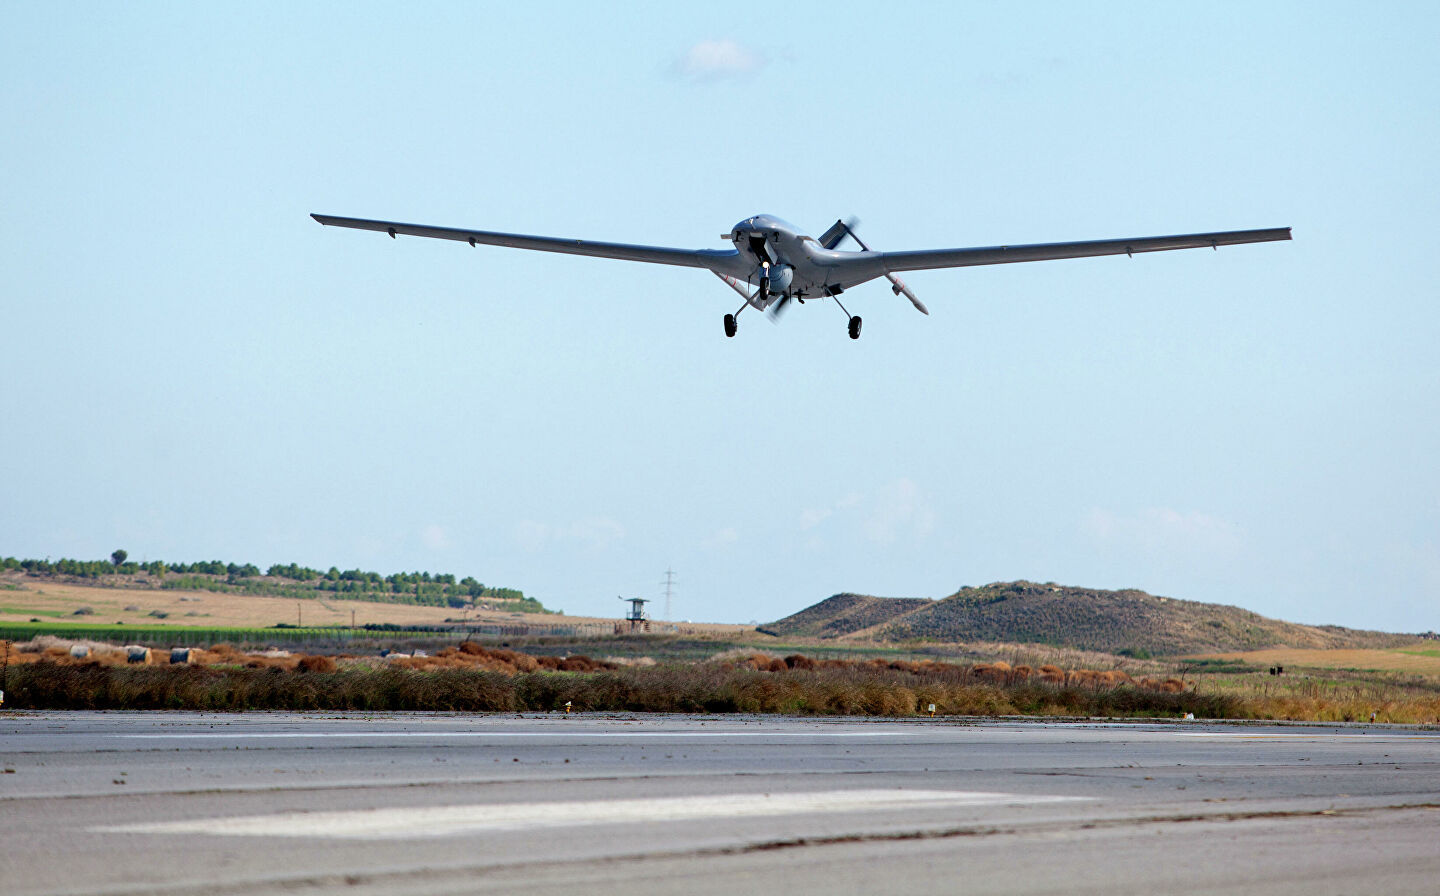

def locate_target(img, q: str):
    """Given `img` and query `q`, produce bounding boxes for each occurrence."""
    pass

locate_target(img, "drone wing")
[311,214,747,275]
[875,227,1292,273]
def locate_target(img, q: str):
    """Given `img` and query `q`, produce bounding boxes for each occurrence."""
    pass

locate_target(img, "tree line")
[0,553,539,611]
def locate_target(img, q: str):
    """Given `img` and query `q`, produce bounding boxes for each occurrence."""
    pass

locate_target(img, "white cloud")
[568,517,625,551]
[864,478,937,545]
[672,39,765,80]
[702,526,740,550]
[515,520,551,553]
[798,481,936,546]
[1082,507,1242,557]
[514,517,625,554]
[799,507,832,530]
[420,524,452,551]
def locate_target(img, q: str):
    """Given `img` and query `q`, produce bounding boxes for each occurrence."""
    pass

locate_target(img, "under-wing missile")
[887,274,929,315]
[829,219,929,315]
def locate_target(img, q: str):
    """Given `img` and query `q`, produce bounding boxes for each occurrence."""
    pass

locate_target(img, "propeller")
[819,216,862,250]
[765,292,792,323]
[827,217,929,315]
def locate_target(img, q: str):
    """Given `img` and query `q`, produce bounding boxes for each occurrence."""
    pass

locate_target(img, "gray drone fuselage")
[727,214,881,309]
[310,209,1290,336]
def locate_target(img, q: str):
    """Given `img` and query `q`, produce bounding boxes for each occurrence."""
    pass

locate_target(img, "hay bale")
[169,648,197,665]
[125,646,151,664]
[69,644,91,659]
[1037,664,1066,683]
[297,655,337,673]
[558,655,606,672]
[971,663,1010,683]
[205,644,247,663]
[1139,677,1187,693]
[494,649,539,672]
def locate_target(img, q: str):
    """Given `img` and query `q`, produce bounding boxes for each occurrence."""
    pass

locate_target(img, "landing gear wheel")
[724,313,737,338]
[848,315,862,340]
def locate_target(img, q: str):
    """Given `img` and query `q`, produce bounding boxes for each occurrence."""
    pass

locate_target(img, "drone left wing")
[311,214,746,274]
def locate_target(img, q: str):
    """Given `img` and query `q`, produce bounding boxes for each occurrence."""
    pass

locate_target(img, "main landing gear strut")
[833,293,861,340]
[723,292,861,339]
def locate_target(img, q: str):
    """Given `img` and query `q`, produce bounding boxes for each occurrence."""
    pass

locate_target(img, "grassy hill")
[1,554,549,614]
[1,550,550,622]
[757,593,932,639]
[767,581,1417,656]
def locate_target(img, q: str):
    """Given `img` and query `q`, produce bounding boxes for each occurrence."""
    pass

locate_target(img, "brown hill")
[767,581,1416,656]
[758,593,933,639]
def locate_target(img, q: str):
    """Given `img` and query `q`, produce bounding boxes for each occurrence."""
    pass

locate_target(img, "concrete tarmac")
[2,712,1438,895]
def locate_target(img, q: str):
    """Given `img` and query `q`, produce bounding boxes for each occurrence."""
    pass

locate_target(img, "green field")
[0,606,65,618]
[0,621,373,647]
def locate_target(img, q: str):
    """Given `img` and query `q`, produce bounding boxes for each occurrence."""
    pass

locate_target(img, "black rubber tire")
[724,313,737,338]
[848,316,862,339]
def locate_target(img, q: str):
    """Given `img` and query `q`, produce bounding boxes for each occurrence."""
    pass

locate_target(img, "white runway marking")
[99,789,1084,840]
[115,730,917,740]
[1171,732,1409,739]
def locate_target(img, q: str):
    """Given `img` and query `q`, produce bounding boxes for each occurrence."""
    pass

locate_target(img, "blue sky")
[3,4,1437,631]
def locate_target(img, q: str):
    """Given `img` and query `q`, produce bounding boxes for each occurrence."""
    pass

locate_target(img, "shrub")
[0,649,1272,719]
[297,655,337,673]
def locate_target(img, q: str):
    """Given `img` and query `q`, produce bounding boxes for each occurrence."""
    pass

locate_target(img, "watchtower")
[619,595,650,632]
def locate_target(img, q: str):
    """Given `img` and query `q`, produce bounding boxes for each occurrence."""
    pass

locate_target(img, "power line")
[660,568,676,621]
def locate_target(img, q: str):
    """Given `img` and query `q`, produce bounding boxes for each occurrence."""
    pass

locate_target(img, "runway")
[2,712,1438,895]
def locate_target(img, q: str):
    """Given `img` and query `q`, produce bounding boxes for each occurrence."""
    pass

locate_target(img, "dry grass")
[1,639,1224,716]
[1190,672,1440,724]
[7,638,1438,723]
[1188,648,1440,675]
[2,658,1235,718]
[0,575,754,636]
[0,580,463,628]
